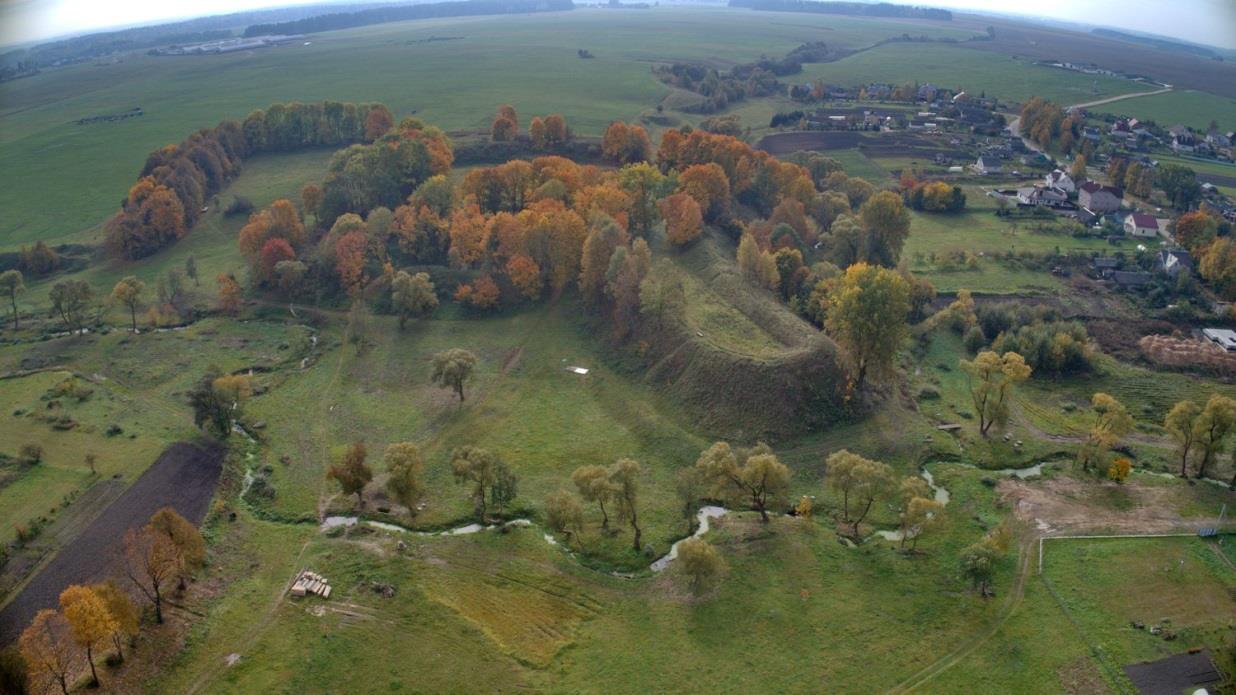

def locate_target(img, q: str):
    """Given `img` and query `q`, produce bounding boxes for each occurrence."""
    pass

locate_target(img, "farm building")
[1017,186,1069,207]
[1123,212,1163,238]
[1078,181,1122,213]
[974,156,1002,174]
[1203,328,1236,352]
[1109,270,1152,289]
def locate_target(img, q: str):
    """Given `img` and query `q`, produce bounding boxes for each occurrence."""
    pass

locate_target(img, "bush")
[18,443,42,465]
[225,196,255,217]
[963,325,987,353]
[991,320,1095,377]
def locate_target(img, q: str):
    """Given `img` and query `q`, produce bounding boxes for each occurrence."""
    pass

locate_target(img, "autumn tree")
[900,495,942,551]
[825,449,867,522]
[1,269,24,330]
[1069,155,1087,181]
[384,442,425,513]
[858,190,911,267]
[1165,400,1202,478]
[431,348,478,402]
[959,538,1000,597]
[544,489,584,542]
[489,461,518,515]
[848,457,893,536]
[695,442,790,523]
[123,526,179,623]
[60,585,117,688]
[335,228,369,296]
[364,104,395,140]
[148,507,205,589]
[91,581,138,663]
[578,216,628,305]
[1076,393,1133,474]
[451,445,500,520]
[506,254,542,299]
[455,275,501,311]
[50,280,94,335]
[1194,394,1236,480]
[659,193,704,247]
[618,162,668,236]
[1200,238,1236,300]
[824,263,910,388]
[215,273,242,315]
[737,232,779,291]
[391,270,438,328]
[491,104,518,142]
[674,467,704,535]
[19,609,76,695]
[601,121,652,164]
[301,183,323,224]
[1173,211,1217,252]
[109,276,145,333]
[609,458,643,550]
[678,163,731,223]
[327,441,372,509]
[573,464,616,531]
[543,114,568,147]
[529,116,547,149]
[961,351,1032,436]
[677,538,727,597]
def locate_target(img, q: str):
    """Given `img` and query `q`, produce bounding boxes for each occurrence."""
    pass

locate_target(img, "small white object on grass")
[567,366,589,375]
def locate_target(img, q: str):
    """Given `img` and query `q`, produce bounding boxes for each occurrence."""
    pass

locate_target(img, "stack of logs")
[290,569,331,599]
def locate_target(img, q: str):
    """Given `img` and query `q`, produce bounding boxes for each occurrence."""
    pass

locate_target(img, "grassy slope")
[797,43,1146,106]
[0,7,979,250]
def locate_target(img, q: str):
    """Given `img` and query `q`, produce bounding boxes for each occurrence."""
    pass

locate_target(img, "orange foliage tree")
[602,121,652,165]
[216,273,242,315]
[659,193,704,247]
[678,163,732,222]
[455,275,501,310]
[334,229,369,296]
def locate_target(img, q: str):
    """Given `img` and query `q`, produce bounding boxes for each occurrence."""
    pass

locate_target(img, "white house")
[1123,212,1161,238]
[974,156,1002,175]
[1044,169,1075,193]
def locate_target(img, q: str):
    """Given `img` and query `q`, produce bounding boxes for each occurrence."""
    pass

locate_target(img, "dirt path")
[1066,85,1173,111]
[0,442,223,645]
[887,536,1035,694]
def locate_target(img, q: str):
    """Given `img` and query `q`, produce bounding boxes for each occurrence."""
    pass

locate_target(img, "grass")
[0,370,186,543]
[933,536,1236,693]
[0,7,982,250]
[797,42,1146,107]
[1098,89,1236,132]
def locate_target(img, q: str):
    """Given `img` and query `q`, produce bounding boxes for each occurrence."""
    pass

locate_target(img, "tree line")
[105,100,400,260]
[242,0,575,37]
[9,508,205,694]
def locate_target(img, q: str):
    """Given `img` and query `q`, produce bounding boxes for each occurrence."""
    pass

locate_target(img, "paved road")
[0,441,223,644]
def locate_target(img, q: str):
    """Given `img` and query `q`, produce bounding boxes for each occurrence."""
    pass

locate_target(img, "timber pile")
[290,570,332,599]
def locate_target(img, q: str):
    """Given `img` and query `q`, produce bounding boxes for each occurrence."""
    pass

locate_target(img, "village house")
[1169,125,1197,153]
[1123,212,1162,238]
[1078,181,1122,213]
[1045,169,1075,193]
[974,156,1002,175]
[1158,249,1192,277]
[1017,186,1069,207]
[1110,270,1152,289]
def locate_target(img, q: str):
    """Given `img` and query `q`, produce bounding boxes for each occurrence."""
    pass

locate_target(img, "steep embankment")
[638,234,849,440]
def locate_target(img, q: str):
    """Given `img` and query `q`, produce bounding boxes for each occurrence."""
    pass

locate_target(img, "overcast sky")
[1,0,1234,49]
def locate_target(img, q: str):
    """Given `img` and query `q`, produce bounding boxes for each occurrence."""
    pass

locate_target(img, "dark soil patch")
[757,130,864,153]
[1197,172,1236,188]
[0,441,223,645]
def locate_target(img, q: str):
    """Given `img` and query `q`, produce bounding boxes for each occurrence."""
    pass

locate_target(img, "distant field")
[797,42,1146,107]
[0,7,981,250]
[1097,89,1236,132]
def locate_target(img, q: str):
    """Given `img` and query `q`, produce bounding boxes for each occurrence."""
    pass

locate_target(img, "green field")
[797,42,1146,107]
[0,8,982,250]
[1098,89,1236,131]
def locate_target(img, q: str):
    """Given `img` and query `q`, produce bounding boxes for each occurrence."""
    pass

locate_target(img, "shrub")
[991,320,1095,377]
[963,325,987,353]
[225,196,255,217]
[18,443,42,465]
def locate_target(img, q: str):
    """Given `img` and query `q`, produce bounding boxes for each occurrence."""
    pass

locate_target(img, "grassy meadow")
[0,8,983,250]
[1098,89,1236,132]
[796,42,1146,107]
